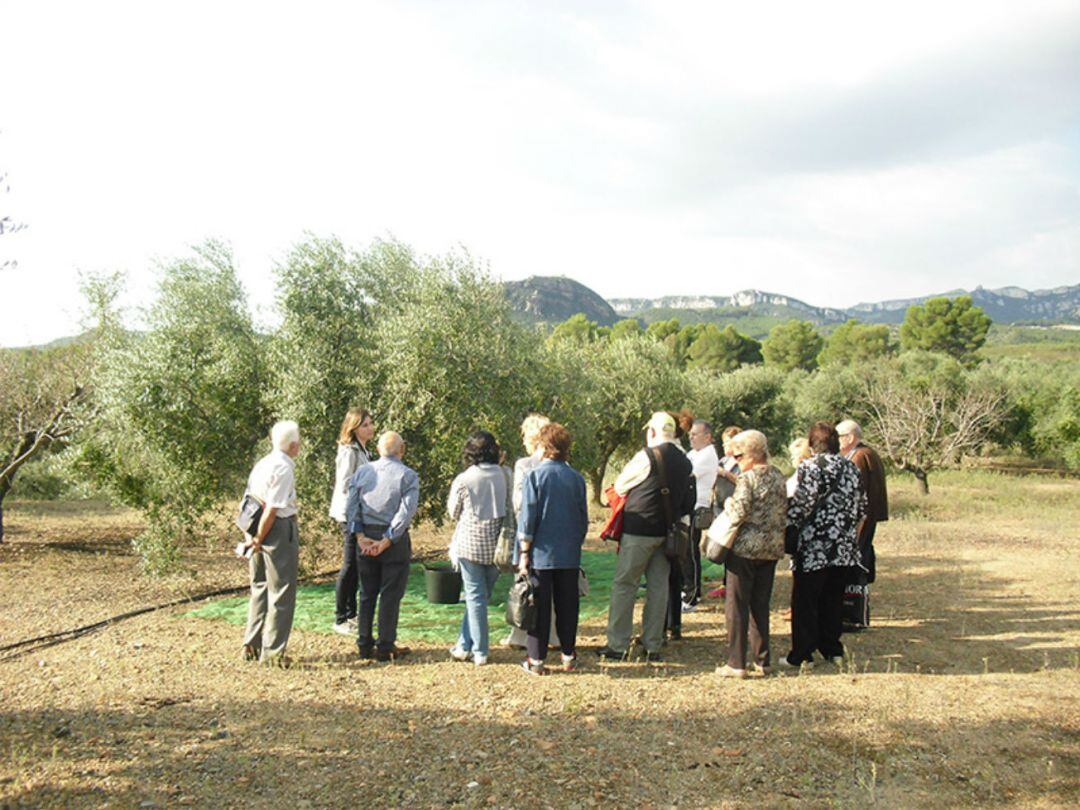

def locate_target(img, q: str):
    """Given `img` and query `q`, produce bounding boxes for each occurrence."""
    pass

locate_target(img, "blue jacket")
[515,459,588,570]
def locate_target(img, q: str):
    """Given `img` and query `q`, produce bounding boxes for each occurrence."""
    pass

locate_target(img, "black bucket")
[424,563,462,604]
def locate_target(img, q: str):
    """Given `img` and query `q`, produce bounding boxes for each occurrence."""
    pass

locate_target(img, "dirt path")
[2,472,1078,808]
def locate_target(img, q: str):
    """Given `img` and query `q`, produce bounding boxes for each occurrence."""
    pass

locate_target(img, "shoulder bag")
[652,446,691,567]
[494,466,516,572]
[702,508,738,565]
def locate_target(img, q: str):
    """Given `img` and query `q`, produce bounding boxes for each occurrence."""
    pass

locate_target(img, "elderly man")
[598,412,695,662]
[346,431,419,661]
[667,418,718,638]
[837,420,888,581]
[242,420,302,665]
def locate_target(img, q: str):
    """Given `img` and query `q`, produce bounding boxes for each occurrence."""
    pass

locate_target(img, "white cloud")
[1,0,1078,345]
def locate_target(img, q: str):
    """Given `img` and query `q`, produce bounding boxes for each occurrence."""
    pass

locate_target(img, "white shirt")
[686,444,720,510]
[247,449,297,518]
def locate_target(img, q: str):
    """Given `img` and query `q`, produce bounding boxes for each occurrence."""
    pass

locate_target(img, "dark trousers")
[356,529,411,652]
[724,555,777,670]
[334,522,359,624]
[666,519,706,631]
[526,568,579,662]
[858,520,877,583]
[789,566,852,664]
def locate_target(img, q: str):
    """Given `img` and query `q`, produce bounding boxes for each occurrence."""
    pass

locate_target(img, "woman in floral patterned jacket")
[782,421,867,669]
[715,429,789,679]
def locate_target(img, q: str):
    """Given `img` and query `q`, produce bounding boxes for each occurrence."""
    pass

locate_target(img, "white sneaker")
[449,646,472,662]
[779,656,811,670]
[473,653,489,666]
[332,622,353,636]
[681,602,697,613]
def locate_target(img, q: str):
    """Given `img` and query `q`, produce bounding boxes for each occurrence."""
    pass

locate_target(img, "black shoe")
[242,644,259,662]
[596,646,628,661]
[668,628,682,641]
[375,645,411,662]
[644,651,664,663]
[357,644,374,660]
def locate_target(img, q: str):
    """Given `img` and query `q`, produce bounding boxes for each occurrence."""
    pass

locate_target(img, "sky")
[1,0,1078,346]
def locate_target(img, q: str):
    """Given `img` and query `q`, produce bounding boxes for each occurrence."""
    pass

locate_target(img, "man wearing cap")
[598,412,696,662]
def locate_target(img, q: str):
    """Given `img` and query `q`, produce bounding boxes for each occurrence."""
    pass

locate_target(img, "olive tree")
[73,241,269,571]
[368,251,547,520]
[0,346,86,540]
[858,353,1008,494]
[548,335,685,502]
[685,365,796,451]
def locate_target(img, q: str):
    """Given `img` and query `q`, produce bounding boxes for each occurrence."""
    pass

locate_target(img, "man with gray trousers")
[598,412,696,662]
[346,431,420,661]
[242,420,302,666]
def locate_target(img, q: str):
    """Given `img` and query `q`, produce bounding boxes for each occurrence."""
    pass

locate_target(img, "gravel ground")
[2,472,1078,808]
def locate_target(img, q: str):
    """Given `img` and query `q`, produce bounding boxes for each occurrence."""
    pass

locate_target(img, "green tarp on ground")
[187,549,724,645]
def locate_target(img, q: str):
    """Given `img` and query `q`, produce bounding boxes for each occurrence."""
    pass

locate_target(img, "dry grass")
[1,470,1078,808]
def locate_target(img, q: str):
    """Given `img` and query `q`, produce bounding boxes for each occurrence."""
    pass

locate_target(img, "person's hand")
[250,536,263,552]
[358,539,377,556]
[369,538,391,557]
[517,550,529,575]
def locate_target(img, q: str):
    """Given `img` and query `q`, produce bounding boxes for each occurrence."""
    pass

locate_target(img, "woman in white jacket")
[330,407,374,635]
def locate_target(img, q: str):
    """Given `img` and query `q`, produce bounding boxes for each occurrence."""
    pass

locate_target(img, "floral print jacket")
[724,464,788,560]
[787,453,867,572]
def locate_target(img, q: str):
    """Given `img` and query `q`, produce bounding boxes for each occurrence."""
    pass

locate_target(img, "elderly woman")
[515,423,589,675]
[329,407,375,636]
[504,413,560,650]
[714,430,788,678]
[447,431,509,666]
[783,421,867,669]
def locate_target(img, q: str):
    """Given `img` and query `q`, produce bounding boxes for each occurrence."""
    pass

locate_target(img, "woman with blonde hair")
[504,413,560,650]
[329,407,375,635]
[786,438,812,498]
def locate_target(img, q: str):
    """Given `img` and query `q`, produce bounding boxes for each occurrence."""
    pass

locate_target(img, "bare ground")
[1,471,1078,808]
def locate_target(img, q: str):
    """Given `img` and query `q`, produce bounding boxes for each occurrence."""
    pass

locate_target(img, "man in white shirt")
[683,419,719,608]
[242,420,301,665]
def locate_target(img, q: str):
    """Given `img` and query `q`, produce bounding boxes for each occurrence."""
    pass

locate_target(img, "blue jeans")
[456,559,501,656]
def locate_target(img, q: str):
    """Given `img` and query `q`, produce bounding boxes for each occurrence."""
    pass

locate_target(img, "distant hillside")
[502,276,619,327]
[849,284,1080,324]
[610,284,1080,327]
[610,290,848,325]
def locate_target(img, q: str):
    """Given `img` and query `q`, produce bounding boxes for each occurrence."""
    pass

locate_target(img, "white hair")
[836,419,862,439]
[271,420,300,451]
[731,429,769,462]
[377,431,404,457]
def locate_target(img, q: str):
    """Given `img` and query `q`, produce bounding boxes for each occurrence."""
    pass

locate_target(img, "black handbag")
[235,493,264,536]
[652,447,691,566]
[505,572,538,632]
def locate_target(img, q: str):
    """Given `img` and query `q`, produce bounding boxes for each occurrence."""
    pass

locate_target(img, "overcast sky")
[2,0,1078,345]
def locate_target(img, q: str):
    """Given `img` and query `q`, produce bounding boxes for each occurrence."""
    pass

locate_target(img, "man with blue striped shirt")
[346,431,420,661]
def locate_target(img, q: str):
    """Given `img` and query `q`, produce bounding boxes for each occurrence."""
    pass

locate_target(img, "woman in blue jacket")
[515,422,589,675]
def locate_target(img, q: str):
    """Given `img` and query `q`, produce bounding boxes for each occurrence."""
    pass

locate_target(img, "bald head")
[377,431,405,458]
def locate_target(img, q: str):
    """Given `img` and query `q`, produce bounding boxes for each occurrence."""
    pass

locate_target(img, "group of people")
[238,405,887,678]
